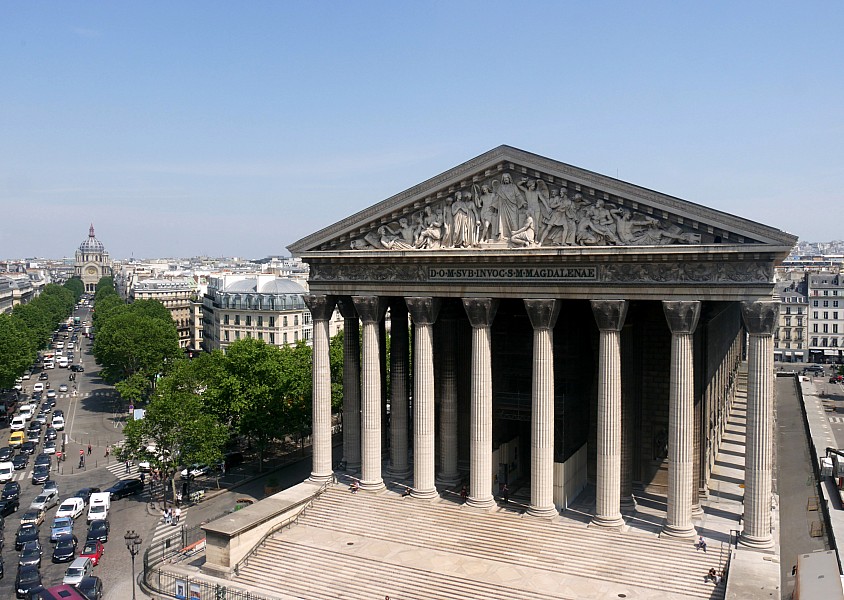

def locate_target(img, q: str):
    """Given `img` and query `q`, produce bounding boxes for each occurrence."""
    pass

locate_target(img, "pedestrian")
[349,481,359,494]
[104,445,110,458]
[79,456,84,469]
[460,485,468,502]
[502,484,510,503]
[79,449,84,459]
[705,567,716,583]
[176,491,182,507]
[715,571,723,584]
[164,508,171,525]
[87,443,92,456]
[125,460,130,474]
[174,506,182,524]
[696,536,707,552]
[140,472,146,486]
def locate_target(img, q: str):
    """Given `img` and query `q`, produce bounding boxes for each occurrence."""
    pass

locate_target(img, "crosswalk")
[828,416,844,424]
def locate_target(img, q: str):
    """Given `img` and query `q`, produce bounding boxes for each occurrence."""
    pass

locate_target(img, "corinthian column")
[337,298,361,470]
[590,300,628,528]
[740,300,779,549]
[303,294,337,483]
[437,309,461,486]
[661,300,700,539]
[387,301,411,477]
[352,295,387,491]
[462,298,498,509]
[406,297,440,498]
[524,299,560,518]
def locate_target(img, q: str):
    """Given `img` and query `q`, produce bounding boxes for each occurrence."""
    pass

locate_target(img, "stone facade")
[74,224,112,293]
[289,146,796,545]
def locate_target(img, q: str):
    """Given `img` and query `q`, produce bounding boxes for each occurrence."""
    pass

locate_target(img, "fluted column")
[620,324,637,510]
[405,297,440,498]
[590,300,628,527]
[661,300,700,538]
[740,300,779,549]
[337,298,361,470]
[352,295,387,491]
[524,299,560,518]
[388,301,411,477]
[462,298,499,509]
[437,311,460,486]
[303,294,337,483]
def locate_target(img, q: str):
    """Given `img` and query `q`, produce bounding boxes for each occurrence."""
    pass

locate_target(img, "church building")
[74,224,112,293]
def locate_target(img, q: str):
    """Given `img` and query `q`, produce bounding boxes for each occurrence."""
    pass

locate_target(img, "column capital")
[336,296,358,320]
[303,294,337,321]
[524,299,561,331]
[462,298,499,328]
[662,300,701,335]
[741,300,780,336]
[405,297,440,325]
[590,300,628,332]
[352,295,387,324]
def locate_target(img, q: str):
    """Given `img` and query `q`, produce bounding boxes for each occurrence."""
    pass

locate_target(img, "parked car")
[18,539,42,568]
[51,517,74,542]
[30,490,59,511]
[0,447,14,462]
[12,454,29,470]
[31,465,50,485]
[52,533,78,562]
[62,557,93,586]
[58,384,68,392]
[56,498,85,520]
[104,479,143,499]
[2,481,21,501]
[73,488,100,506]
[180,464,210,479]
[0,498,20,517]
[43,441,57,455]
[76,575,104,600]
[805,364,825,374]
[52,416,65,431]
[45,427,58,442]
[78,539,104,566]
[20,441,37,455]
[15,523,39,550]
[85,519,109,543]
[15,564,42,598]
[38,372,48,380]
[20,509,46,527]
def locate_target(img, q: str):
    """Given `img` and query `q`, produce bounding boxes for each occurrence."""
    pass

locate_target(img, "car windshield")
[57,538,73,548]
[54,518,72,527]
[83,543,97,553]
[59,503,74,511]
[19,569,39,583]
[90,505,104,514]
[34,495,47,503]
[66,568,82,577]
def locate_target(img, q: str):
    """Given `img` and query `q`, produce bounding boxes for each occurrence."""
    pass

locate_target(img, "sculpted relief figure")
[351,173,707,250]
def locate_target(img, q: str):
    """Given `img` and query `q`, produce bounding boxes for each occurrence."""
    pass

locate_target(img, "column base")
[660,523,697,539]
[591,514,625,529]
[527,505,558,519]
[691,503,704,518]
[410,488,439,500]
[436,473,462,487]
[738,531,774,550]
[386,466,412,479]
[466,497,496,510]
[620,496,637,512]
[359,479,385,492]
[345,460,361,472]
[308,472,333,484]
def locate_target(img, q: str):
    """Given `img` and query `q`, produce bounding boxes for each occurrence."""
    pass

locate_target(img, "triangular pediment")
[288,146,797,255]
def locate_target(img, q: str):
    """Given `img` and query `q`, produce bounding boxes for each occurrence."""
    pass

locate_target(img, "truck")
[87,492,111,523]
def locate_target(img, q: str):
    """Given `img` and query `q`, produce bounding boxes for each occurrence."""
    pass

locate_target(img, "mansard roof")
[288,145,797,256]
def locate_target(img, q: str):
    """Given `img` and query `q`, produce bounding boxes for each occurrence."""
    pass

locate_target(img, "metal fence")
[146,568,281,600]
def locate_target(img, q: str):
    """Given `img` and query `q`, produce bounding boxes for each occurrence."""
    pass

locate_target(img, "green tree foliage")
[92,312,181,384]
[64,277,84,301]
[0,314,34,389]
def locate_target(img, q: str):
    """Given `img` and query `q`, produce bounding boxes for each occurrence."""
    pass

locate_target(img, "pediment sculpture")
[350,173,701,251]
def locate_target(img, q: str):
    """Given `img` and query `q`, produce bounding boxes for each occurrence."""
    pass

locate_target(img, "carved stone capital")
[462,298,499,329]
[741,300,780,336]
[524,299,561,331]
[662,300,701,335]
[352,295,387,324]
[336,296,358,320]
[590,300,628,332]
[405,297,440,326]
[303,294,337,322]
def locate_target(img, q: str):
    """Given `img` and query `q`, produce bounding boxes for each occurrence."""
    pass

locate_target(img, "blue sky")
[1,1,842,259]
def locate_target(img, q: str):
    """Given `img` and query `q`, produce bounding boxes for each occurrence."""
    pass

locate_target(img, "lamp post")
[124,529,142,600]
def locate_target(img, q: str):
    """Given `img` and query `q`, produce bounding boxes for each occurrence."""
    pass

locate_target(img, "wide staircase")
[233,485,726,600]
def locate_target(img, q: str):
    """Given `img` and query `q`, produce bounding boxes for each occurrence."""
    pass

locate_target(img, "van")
[87,492,110,523]
[9,431,25,447]
[62,557,94,585]
[10,415,26,431]
[0,461,14,483]
[18,405,33,421]
[57,357,69,369]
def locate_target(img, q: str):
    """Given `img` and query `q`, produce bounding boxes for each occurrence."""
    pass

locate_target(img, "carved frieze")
[347,171,704,251]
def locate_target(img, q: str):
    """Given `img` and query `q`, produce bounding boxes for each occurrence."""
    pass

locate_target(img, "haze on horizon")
[1,2,842,260]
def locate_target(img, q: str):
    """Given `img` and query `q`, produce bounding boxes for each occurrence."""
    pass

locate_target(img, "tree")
[0,314,35,388]
[64,277,84,301]
[92,312,181,385]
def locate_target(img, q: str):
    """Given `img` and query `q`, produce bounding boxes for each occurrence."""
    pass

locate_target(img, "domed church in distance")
[74,224,112,292]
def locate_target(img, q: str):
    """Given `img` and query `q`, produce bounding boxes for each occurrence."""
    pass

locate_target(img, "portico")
[290,146,796,544]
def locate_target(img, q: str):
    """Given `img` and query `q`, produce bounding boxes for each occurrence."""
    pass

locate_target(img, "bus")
[73,316,81,325]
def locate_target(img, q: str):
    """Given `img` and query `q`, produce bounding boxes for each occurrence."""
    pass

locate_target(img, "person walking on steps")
[87,443,92,456]
[696,536,707,552]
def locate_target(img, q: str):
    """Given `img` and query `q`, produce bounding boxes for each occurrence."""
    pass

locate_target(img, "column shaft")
[353,296,386,491]
[337,298,361,470]
[303,295,336,484]
[437,317,460,485]
[388,304,410,477]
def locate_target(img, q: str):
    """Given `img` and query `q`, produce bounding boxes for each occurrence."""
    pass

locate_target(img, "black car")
[18,540,42,568]
[51,533,77,562]
[12,454,28,470]
[104,478,143,499]
[40,402,52,413]
[44,428,57,442]
[38,372,48,380]
[20,441,37,455]
[15,524,39,550]
[34,454,51,468]
[2,481,21,501]
[76,575,103,600]
[14,564,41,598]
[31,465,49,485]
[86,519,109,543]
[0,498,20,517]
[73,488,101,505]
[70,365,84,372]
[52,410,64,419]
[0,447,13,462]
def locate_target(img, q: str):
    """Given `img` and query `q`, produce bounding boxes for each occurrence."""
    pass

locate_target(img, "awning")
[824,350,839,356]
[795,351,805,356]
[785,352,793,356]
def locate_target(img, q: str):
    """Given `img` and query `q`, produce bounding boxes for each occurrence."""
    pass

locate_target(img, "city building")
[201,273,342,352]
[774,279,808,362]
[807,271,844,364]
[74,224,112,293]
[129,278,197,349]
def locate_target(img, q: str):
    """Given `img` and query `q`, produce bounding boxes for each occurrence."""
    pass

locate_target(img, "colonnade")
[304,294,777,547]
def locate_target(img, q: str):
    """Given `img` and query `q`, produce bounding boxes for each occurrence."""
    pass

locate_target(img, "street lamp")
[124,529,142,600]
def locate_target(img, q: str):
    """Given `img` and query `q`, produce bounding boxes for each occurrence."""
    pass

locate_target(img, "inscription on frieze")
[428,266,597,282]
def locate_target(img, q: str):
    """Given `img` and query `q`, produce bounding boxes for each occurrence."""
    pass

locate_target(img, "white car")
[22,372,31,380]
[33,383,44,393]
[55,497,85,519]
[52,415,66,431]
[10,415,26,431]
[18,405,33,421]
[55,342,64,349]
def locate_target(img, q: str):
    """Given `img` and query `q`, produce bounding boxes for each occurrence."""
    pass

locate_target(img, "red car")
[79,539,104,566]
[830,375,844,384]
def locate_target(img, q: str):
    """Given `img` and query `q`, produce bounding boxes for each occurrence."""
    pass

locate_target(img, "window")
[835,312,840,320]
[224,331,229,341]
[235,331,240,340]
[258,316,263,327]
[269,316,275,327]
[834,338,839,347]
[785,317,791,326]
[836,301,840,308]
[269,332,275,344]
[294,331,299,342]
[798,307,803,314]
[814,300,819,307]
[813,324,818,333]
[824,312,829,320]
[835,324,839,334]
[824,324,829,333]
[814,312,819,319]
[246,315,251,326]
[797,317,803,326]
[283,332,288,344]
[258,332,263,340]
[812,337,818,346]
[224,315,229,325]
[283,316,288,327]
[235,315,241,325]
[785,306,791,315]
[294,315,299,326]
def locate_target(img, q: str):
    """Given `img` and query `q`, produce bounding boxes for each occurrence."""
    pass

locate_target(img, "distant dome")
[259,279,305,294]
[224,279,258,293]
[79,224,105,253]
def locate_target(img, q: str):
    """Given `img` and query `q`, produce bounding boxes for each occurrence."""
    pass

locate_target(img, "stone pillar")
[387,301,411,477]
[337,298,361,471]
[740,300,779,549]
[462,298,498,509]
[661,301,700,538]
[590,300,628,527]
[352,295,387,491]
[524,299,560,518]
[437,311,461,486]
[405,297,440,499]
[303,294,337,483]
[620,324,637,510]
